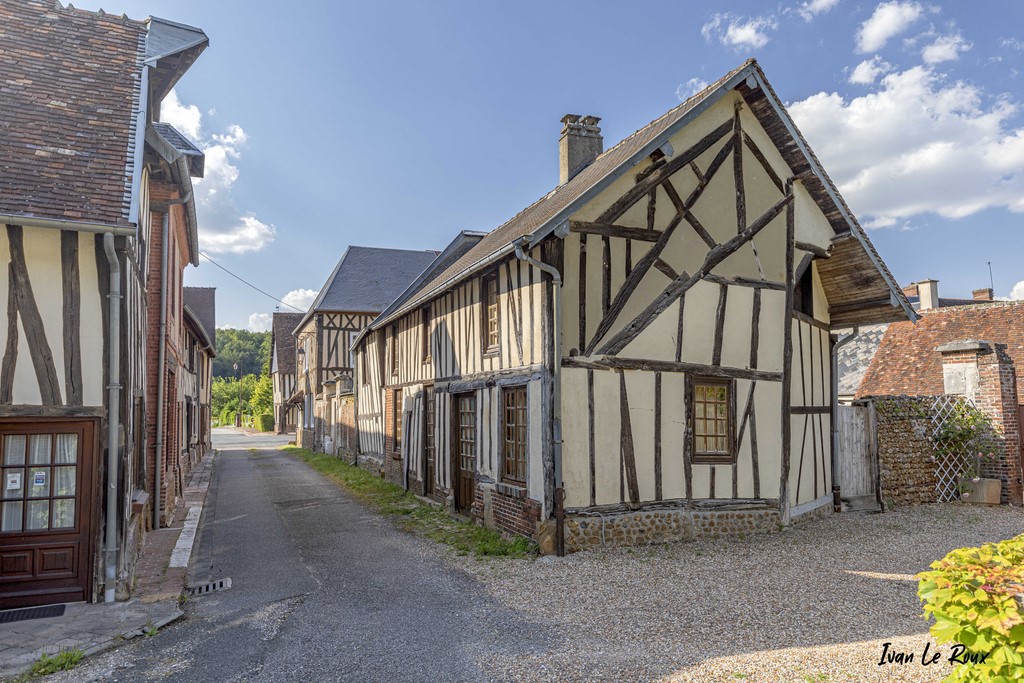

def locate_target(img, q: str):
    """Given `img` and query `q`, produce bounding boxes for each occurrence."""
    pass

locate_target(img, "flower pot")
[960,477,1001,505]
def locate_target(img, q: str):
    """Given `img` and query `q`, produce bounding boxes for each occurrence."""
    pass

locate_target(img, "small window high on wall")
[483,275,499,352]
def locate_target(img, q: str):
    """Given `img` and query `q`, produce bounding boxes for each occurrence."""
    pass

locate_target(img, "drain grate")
[186,578,232,597]
[0,604,66,623]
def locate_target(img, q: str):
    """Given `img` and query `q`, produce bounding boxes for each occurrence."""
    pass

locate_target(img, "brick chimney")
[560,115,602,184]
[918,279,939,310]
[973,288,994,302]
[903,283,919,298]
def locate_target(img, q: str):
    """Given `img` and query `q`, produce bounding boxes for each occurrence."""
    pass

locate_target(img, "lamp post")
[233,362,242,427]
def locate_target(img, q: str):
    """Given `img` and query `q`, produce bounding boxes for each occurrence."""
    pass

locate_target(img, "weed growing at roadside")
[22,648,84,679]
[283,446,535,559]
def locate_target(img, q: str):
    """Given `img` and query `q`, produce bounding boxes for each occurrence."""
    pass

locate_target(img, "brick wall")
[472,483,542,539]
[974,346,1023,503]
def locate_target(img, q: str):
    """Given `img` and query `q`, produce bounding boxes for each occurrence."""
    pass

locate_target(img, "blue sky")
[77,0,1024,329]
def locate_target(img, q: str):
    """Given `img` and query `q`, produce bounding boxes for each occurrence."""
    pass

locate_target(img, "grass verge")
[283,446,534,558]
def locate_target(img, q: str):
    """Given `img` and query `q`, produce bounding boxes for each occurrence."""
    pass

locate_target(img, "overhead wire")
[198,251,304,313]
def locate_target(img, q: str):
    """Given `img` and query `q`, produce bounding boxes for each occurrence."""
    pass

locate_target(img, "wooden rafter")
[563,356,782,382]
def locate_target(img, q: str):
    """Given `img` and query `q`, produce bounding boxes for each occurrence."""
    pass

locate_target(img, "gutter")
[102,234,122,603]
[152,192,192,530]
[0,213,135,237]
[830,326,858,512]
[513,231,567,556]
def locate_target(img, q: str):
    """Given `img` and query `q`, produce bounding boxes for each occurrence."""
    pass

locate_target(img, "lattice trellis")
[927,395,998,502]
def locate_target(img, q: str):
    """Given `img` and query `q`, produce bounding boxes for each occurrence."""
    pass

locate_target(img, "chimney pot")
[559,113,603,184]
[973,288,994,302]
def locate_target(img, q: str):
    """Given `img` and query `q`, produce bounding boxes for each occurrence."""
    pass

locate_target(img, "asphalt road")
[56,429,548,682]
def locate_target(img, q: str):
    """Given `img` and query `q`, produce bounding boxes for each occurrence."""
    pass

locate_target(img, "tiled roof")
[836,324,889,397]
[298,246,439,332]
[272,312,303,375]
[0,0,148,226]
[150,122,204,177]
[858,302,1024,400]
[183,287,216,349]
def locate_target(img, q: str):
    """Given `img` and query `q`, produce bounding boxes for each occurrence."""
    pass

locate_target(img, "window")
[690,378,734,463]
[421,306,431,362]
[502,386,527,484]
[390,325,399,376]
[794,265,814,317]
[393,390,403,454]
[2,432,81,533]
[484,274,499,352]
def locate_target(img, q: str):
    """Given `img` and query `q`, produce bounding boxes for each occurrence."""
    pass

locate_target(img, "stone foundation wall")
[564,506,781,552]
[790,499,834,526]
[356,453,384,477]
[874,397,940,506]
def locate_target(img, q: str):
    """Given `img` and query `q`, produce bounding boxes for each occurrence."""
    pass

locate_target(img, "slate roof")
[272,312,304,375]
[0,0,148,226]
[183,287,216,350]
[150,122,205,178]
[836,324,889,397]
[858,302,1024,401]
[297,246,439,332]
[361,231,486,336]
[375,59,912,329]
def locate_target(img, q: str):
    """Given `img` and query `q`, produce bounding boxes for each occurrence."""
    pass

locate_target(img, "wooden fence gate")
[835,404,881,511]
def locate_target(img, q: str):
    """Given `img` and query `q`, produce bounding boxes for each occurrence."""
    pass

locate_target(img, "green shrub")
[256,413,275,432]
[917,534,1024,682]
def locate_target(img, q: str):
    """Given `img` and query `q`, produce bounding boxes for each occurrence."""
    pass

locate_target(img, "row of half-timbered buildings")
[332,59,915,554]
[0,1,215,607]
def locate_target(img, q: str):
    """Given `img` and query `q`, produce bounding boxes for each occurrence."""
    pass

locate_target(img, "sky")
[74,0,1024,330]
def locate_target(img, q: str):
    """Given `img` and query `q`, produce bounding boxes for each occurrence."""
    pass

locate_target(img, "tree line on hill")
[212,328,274,427]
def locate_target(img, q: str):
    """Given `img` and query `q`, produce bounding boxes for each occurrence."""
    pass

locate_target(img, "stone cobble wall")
[564,507,780,552]
[874,397,940,506]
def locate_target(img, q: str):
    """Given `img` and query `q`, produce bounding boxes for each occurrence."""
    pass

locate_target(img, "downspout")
[514,229,566,555]
[831,326,858,512]
[102,234,122,603]
[152,193,191,530]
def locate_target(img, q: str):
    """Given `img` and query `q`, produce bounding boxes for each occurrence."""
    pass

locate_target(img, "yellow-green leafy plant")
[917,534,1024,682]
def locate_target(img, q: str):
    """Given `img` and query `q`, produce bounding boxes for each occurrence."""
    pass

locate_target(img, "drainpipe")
[102,234,122,603]
[152,193,191,530]
[514,228,567,555]
[831,326,858,511]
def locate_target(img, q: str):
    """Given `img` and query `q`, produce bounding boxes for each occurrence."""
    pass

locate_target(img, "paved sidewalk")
[0,452,216,678]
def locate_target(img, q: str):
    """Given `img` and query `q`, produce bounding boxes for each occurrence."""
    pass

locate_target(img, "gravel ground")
[455,504,1024,683]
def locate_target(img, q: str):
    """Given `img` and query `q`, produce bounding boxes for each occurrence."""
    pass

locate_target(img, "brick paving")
[0,452,215,679]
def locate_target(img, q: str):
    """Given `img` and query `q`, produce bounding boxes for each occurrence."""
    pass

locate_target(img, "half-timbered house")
[0,1,207,605]
[182,287,216,472]
[292,246,438,451]
[352,59,915,553]
[271,311,303,434]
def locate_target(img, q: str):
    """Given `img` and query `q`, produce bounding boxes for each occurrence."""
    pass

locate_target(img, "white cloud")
[158,89,275,255]
[160,90,202,140]
[701,13,778,51]
[1006,282,1024,300]
[248,312,273,332]
[788,66,1024,229]
[798,0,840,22]
[849,56,894,85]
[1001,38,1024,50]
[676,77,710,101]
[922,33,971,64]
[282,288,318,312]
[856,2,923,53]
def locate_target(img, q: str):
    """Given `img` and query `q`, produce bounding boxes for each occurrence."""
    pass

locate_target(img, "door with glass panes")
[0,420,95,608]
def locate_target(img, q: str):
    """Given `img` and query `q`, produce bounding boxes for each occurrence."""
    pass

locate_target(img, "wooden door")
[451,392,476,514]
[0,420,95,608]
[835,404,880,511]
[423,386,435,496]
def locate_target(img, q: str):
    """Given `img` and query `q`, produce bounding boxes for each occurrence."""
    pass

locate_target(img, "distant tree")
[213,328,271,379]
[250,374,274,416]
